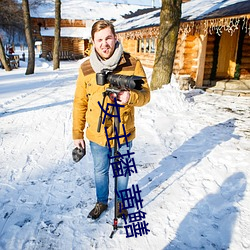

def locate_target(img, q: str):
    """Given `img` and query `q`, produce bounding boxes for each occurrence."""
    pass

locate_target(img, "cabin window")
[137,38,156,54]
[150,38,155,53]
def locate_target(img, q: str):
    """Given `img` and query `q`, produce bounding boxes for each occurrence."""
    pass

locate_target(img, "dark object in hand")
[72,146,86,162]
[96,70,144,90]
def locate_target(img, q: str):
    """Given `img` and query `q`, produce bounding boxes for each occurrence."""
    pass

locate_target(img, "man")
[72,20,150,220]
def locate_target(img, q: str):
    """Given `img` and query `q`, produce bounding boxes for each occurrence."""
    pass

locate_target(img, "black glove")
[72,146,86,162]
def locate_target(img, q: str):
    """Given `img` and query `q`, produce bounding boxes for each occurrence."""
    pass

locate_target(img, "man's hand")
[117,90,130,105]
[72,139,86,162]
[74,139,85,149]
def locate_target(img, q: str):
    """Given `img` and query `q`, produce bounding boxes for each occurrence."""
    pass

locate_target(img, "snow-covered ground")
[0,49,249,250]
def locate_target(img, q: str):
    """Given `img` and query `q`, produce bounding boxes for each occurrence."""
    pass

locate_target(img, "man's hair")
[91,20,116,40]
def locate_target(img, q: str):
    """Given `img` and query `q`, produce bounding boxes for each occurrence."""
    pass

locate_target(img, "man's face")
[93,27,117,60]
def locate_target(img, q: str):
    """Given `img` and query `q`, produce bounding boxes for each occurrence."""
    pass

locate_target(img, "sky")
[0,48,249,250]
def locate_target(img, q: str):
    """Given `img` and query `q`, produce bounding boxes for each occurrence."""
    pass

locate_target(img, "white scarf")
[90,41,123,73]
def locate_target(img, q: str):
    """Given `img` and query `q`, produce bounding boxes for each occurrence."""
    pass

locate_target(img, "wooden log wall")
[41,37,53,58]
[120,39,137,54]
[183,35,198,79]
[32,18,86,29]
[41,37,86,58]
[134,53,156,68]
[173,34,185,75]
[61,38,74,52]
[120,38,156,68]
[173,34,199,80]
[72,38,87,56]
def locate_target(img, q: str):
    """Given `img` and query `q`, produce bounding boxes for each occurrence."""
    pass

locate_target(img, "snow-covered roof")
[40,27,91,39]
[114,0,250,33]
[114,8,160,33]
[182,0,250,21]
[30,0,151,20]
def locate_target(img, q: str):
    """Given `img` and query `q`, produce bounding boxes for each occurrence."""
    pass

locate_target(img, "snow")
[30,0,152,20]
[40,27,92,39]
[0,48,250,249]
[114,9,161,32]
[115,0,249,32]
[114,9,160,32]
[93,0,161,7]
[182,0,249,21]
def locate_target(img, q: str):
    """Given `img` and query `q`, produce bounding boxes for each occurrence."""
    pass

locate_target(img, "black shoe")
[116,201,128,218]
[87,202,108,220]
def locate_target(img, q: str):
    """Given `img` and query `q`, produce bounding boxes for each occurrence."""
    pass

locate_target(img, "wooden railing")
[46,51,81,61]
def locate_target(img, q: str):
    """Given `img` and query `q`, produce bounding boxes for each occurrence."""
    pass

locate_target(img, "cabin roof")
[115,8,160,33]
[182,0,250,21]
[40,27,91,39]
[115,0,250,32]
[30,0,151,20]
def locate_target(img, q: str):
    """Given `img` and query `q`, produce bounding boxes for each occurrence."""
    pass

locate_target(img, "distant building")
[31,17,92,60]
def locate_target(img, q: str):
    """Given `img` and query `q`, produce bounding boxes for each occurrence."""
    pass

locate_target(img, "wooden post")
[195,32,207,88]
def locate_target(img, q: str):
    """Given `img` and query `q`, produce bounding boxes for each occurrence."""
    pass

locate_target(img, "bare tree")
[0,37,11,71]
[0,0,24,38]
[22,0,35,75]
[53,0,61,70]
[29,0,47,8]
[151,0,182,90]
[0,0,23,71]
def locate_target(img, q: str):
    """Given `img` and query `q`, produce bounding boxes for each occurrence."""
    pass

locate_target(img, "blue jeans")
[90,140,132,205]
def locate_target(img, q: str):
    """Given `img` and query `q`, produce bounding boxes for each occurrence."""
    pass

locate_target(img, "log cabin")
[115,0,250,93]
[31,18,92,60]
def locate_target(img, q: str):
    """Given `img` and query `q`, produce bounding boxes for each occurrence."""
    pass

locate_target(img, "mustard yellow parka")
[72,52,150,147]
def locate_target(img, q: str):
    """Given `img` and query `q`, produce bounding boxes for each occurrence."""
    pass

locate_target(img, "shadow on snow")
[138,118,240,204]
[164,172,247,249]
[0,100,73,117]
